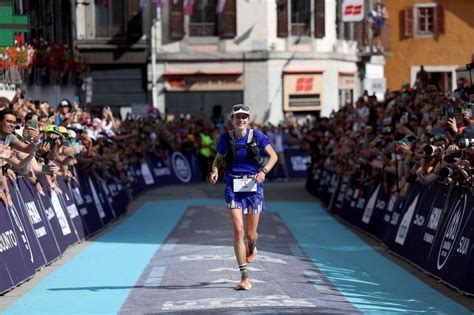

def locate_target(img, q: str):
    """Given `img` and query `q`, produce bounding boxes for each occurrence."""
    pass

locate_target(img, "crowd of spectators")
[5,68,471,205]
[304,76,474,200]
[0,90,313,208]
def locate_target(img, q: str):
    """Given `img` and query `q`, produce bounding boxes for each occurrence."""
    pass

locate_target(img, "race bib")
[233,176,257,192]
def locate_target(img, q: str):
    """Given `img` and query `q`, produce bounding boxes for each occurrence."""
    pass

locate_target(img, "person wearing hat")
[55,99,74,126]
[209,104,278,290]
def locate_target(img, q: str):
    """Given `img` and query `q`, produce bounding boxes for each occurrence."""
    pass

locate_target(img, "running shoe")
[235,278,252,290]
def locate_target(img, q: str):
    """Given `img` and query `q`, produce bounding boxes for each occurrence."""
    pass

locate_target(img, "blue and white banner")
[306,166,474,294]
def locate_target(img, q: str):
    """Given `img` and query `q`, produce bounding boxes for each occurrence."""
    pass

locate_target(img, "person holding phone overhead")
[209,104,278,290]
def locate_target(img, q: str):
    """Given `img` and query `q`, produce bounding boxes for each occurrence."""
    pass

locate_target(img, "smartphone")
[62,139,70,147]
[29,119,38,129]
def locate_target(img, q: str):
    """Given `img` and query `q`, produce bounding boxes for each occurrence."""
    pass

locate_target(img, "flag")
[184,0,196,16]
[103,0,109,8]
[139,0,147,11]
[216,0,226,14]
[152,0,164,8]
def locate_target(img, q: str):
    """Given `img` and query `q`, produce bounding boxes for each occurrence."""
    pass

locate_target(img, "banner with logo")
[17,178,61,264]
[284,149,311,178]
[36,176,78,253]
[71,172,104,236]
[56,178,87,242]
[85,175,115,225]
[306,168,474,294]
[0,201,32,294]
[8,181,47,272]
[425,188,473,291]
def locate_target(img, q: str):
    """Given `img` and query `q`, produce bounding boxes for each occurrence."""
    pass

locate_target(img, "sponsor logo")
[72,188,84,205]
[362,184,380,224]
[154,167,171,177]
[427,207,442,230]
[0,230,17,253]
[395,195,419,245]
[66,204,80,219]
[456,237,470,256]
[437,194,467,270]
[413,214,425,227]
[290,156,310,171]
[9,205,33,262]
[25,201,47,238]
[171,151,191,183]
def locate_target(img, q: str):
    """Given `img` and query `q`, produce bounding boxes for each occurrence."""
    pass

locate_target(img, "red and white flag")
[216,0,226,14]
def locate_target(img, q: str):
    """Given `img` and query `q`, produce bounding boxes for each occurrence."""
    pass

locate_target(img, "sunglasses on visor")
[232,104,249,111]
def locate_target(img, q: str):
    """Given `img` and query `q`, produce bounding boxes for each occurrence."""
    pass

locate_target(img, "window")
[94,0,142,39]
[291,0,311,36]
[190,0,218,36]
[169,0,236,39]
[404,4,444,38]
[417,6,434,35]
[277,0,325,38]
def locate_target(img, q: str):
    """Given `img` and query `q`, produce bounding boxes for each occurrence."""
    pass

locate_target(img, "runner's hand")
[255,171,266,183]
[209,171,218,184]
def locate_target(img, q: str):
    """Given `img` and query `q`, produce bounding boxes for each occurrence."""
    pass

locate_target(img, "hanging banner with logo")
[71,172,104,236]
[284,149,311,178]
[425,188,473,290]
[36,176,77,253]
[87,175,114,225]
[105,177,129,218]
[17,178,61,264]
[0,201,31,295]
[8,180,46,272]
[56,178,87,242]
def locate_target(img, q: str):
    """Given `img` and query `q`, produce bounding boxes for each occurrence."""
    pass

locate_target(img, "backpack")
[224,129,264,170]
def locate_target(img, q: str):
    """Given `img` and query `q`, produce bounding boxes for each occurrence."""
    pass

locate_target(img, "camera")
[444,151,463,163]
[458,138,474,149]
[439,166,471,183]
[423,144,438,156]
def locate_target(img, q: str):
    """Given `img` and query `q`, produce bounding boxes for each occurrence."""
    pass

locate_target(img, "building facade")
[384,0,474,92]
[151,0,385,124]
[72,0,387,123]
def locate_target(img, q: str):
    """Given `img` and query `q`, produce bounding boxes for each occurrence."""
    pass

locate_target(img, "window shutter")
[219,0,236,39]
[436,4,445,35]
[170,0,184,39]
[404,6,414,38]
[276,0,288,38]
[314,0,325,38]
[128,0,143,39]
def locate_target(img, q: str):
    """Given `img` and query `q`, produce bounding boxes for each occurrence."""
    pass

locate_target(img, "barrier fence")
[0,148,310,295]
[306,165,474,295]
[0,150,204,295]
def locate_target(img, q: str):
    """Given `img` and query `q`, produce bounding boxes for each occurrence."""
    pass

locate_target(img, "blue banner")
[8,180,47,272]
[70,173,104,236]
[17,178,61,264]
[56,178,87,242]
[0,201,32,294]
[306,166,474,294]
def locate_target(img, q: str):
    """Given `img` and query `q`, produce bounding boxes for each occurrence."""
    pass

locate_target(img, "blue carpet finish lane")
[268,201,471,314]
[4,200,220,314]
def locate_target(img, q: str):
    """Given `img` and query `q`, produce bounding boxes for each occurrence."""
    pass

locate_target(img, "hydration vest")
[224,129,264,169]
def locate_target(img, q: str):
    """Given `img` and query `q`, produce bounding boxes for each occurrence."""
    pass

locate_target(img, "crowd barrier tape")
[0,151,202,295]
[306,165,474,295]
